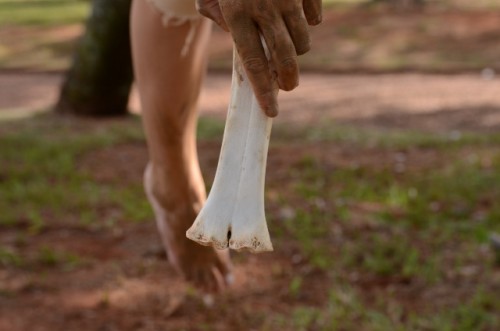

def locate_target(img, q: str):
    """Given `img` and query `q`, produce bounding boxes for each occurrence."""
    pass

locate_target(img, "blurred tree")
[56,0,133,117]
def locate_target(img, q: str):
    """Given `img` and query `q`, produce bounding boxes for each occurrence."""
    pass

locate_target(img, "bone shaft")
[186,46,274,252]
[209,50,272,214]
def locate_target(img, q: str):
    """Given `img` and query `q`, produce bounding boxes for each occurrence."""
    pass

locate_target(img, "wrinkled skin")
[196,0,322,117]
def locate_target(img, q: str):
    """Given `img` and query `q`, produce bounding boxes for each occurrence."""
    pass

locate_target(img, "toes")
[211,266,228,292]
[168,244,233,293]
[188,267,222,294]
[194,269,211,292]
[215,251,233,286]
[217,264,234,287]
[200,269,217,293]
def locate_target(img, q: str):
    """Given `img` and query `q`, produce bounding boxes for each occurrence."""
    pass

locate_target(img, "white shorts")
[146,0,202,56]
[148,0,199,24]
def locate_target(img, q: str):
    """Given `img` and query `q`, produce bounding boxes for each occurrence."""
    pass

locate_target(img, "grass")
[0,247,24,267]
[0,0,89,70]
[0,113,498,330]
[0,0,90,27]
[36,245,82,269]
[266,285,499,330]
[269,120,498,330]
[207,113,497,330]
[0,113,151,228]
[272,123,500,284]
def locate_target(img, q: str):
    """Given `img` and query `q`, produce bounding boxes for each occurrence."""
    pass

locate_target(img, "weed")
[289,276,303,299]
[0,247,23,267]
[36,245,82,270]
[0,113,499,330]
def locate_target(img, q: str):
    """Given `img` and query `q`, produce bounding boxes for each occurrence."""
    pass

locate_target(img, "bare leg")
[131,0,231,292]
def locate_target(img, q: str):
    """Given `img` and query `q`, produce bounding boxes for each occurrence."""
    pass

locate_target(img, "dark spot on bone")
[237,71,244,84]
[235,58,245,84]
[237,72,244,86]
[227,228,232,248]
[251,237,261,249]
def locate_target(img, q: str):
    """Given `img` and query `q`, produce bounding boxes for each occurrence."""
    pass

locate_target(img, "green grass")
[36,245,82,269]
[0,0,90,70]
[0,247,24,267]
[0,113,498,330]
[266,285,499,331]
[273,123,499,277]
[0,113,151,228]
[267,120,498,330]
[275,121,500,149]
[0,0,90,27]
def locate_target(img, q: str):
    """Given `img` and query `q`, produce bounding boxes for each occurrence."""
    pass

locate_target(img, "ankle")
[144,163,205,224]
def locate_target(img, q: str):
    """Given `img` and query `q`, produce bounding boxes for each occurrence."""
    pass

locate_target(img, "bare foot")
[144,164,233,293]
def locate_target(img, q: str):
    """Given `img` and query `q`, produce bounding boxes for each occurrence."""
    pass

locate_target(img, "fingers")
[214,253,234,286]
[303,0,322,26]
[196,0,229,31]
[259,19,299,91]
[187,267,221,294]
[282,5,311,56]
[230,17,279,117]
[218,0,320,116]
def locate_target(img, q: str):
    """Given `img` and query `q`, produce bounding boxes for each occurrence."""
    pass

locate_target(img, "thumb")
[196,0,229,32]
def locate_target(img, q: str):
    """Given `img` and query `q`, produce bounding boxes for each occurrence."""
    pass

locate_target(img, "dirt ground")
[1,71,500,132]
[1,70,499,330]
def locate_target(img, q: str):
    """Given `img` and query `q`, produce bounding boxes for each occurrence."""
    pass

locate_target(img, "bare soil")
[1,137,498,330]
[1,71,500,132]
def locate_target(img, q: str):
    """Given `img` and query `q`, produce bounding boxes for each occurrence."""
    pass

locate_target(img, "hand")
[196,0,322,117]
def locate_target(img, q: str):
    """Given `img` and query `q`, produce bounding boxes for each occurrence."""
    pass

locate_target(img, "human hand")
[196,0,322,117]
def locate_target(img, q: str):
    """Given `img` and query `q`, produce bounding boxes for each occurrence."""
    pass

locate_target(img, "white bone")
[186,48,274,252]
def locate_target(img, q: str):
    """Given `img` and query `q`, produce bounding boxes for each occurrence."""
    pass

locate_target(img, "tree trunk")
[56,0,133,117]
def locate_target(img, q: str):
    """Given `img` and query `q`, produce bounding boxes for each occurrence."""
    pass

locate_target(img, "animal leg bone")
[186,47,274,252]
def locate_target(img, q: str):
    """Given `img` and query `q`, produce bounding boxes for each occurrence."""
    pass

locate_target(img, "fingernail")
[266,102,279,118]
[313,15,322,25]
[278,77,299,92]
[202,294,215,307]
[225,273,235,286]
[260,92,278,117]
